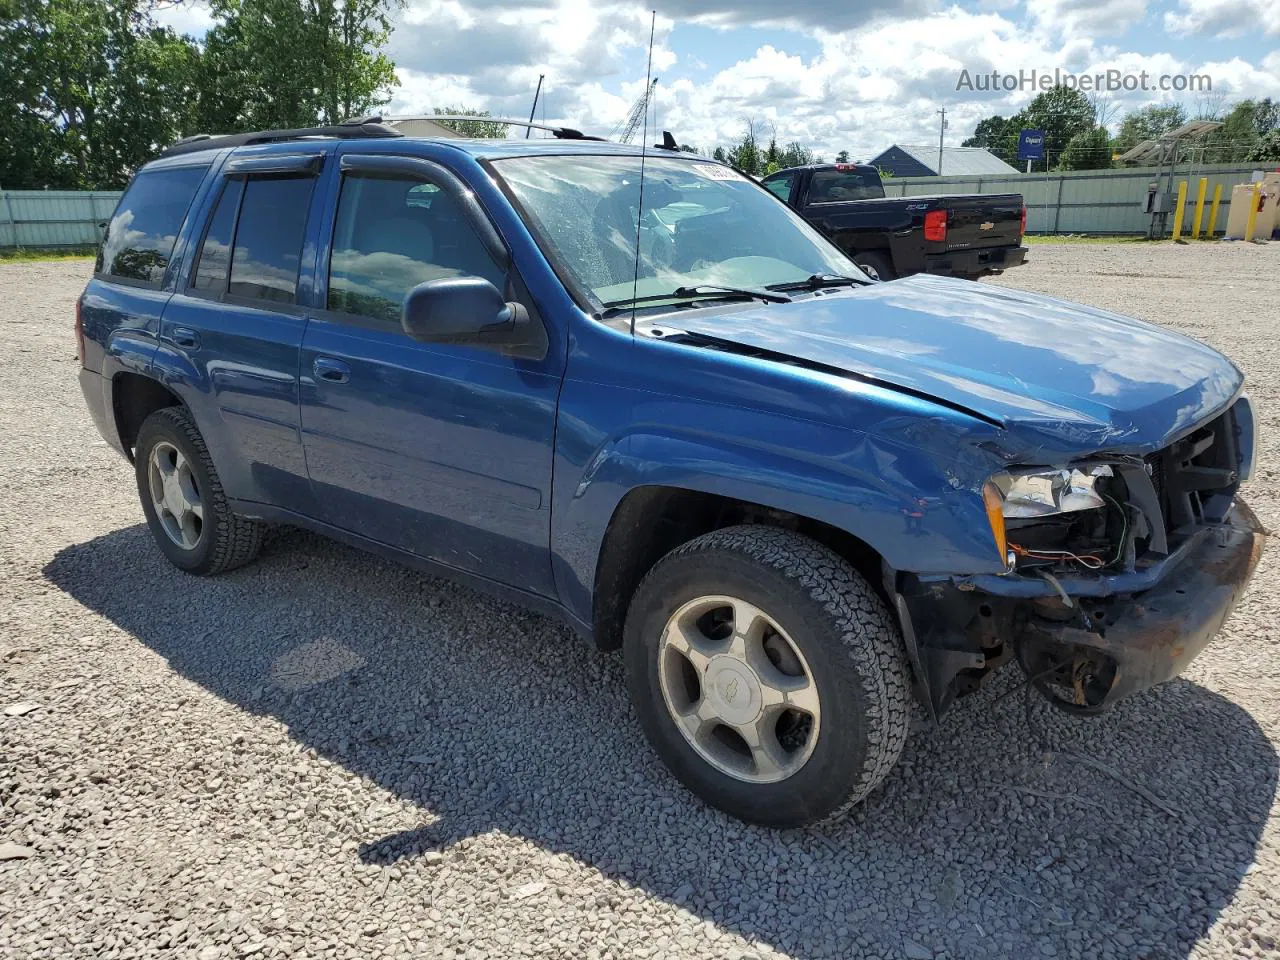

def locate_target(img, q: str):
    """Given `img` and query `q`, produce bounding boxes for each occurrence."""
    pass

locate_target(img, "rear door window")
[227,177,315,303]
[97,165,208,285]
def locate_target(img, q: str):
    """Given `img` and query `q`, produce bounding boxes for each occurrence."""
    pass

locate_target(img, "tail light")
[923,209,948,243]
[1020,205,1028,237]
[75,296,85,365]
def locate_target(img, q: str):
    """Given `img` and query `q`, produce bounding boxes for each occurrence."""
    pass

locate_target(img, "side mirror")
[401,276,524,344]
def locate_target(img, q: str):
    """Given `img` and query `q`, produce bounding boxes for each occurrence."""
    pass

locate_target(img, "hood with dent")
[665,273,1242,459]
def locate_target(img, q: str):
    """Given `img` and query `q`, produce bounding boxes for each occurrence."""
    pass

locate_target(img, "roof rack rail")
[384,115,607,142]
[157,121,402,158]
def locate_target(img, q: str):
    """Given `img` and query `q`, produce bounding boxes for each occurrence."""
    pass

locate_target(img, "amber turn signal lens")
[982,481,1007,562]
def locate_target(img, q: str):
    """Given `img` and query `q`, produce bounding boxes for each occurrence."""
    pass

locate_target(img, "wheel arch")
[111,372,184,461]
[590,483,888,651]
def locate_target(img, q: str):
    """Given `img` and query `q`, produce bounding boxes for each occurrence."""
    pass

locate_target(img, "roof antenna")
[526,74,545,139]
[629,10,656,339]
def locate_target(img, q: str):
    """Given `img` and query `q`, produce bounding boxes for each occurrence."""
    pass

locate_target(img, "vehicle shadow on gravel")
[47,524,1278,960]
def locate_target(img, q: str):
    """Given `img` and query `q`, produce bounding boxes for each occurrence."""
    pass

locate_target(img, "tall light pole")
[936,107,947,175]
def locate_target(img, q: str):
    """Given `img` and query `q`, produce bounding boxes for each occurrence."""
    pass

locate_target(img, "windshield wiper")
[767,273,869,292]
[602,283,792,313]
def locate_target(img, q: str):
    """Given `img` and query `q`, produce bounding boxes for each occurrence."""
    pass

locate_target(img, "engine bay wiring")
[1008,494,1129,572]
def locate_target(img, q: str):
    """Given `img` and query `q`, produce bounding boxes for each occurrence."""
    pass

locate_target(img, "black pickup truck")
[761,163,1028,281]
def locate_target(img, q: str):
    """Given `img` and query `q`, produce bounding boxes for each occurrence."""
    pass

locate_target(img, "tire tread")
[140,407,263,574]
[638,524,910,824]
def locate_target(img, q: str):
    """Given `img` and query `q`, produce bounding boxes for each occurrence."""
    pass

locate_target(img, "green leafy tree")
[433,107,509,138]
[1202,99,1279,163]
[727,137,760,175]
[962,115,1015,164]
[1016,86,1096,171]
[0,0,201,188]
[779,142,814,168]
[711,145,728,163]
[1112,103,1186,155]
[1246,129,1280,163]
[763,136,782,174]
[726,128,761,175]
[835,150,850,163]
[196,0,401,132]
[964,88,1096,171]
[1056,126,1112,170]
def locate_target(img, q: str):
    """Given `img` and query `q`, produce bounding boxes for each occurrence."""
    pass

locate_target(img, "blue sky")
[158,0,1280,157]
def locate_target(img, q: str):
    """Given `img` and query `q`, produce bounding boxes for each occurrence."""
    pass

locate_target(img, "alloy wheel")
[147,440,204,550]
[657,594,821,783]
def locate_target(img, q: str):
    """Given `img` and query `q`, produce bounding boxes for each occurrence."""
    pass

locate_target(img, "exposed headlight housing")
[992,465,1113,519]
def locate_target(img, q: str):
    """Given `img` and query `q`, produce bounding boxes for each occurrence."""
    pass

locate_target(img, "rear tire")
[134,407,263,575]
[623,525,910,827]
[851,251,895,281]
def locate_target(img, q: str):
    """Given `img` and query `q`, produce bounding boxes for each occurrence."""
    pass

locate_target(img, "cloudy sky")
[161,0,1280,159]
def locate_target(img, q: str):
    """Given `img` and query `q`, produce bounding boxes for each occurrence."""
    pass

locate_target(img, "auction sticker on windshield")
[695,165,745,181]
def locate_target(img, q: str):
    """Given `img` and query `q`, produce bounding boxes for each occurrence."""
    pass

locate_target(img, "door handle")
[169,326,200,349]
[314,357,351,384]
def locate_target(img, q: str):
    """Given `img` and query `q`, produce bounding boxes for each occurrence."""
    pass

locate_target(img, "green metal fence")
[0,189,123,249]
[879,163,1261,235]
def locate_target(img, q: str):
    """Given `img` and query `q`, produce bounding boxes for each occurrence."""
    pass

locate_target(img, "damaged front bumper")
[895,499,1266,719]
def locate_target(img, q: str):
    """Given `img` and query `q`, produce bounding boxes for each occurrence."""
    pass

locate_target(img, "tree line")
[699,118,821,177]
[964,87,1280,171]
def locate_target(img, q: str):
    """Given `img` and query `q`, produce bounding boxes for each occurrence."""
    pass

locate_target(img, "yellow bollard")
[1191,177,1208,239]
[1206,184,1222,238]
[1244,182,1262,241]
[1171,180,1188,240]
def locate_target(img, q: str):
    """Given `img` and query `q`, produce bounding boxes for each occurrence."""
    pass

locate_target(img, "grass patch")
[1025,234,1154,245]
[0,246,96,263]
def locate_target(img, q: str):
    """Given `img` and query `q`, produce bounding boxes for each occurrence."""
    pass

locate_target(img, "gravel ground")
[3,242,1280,960]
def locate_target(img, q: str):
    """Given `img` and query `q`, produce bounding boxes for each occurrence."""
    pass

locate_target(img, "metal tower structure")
[610,78,658,144]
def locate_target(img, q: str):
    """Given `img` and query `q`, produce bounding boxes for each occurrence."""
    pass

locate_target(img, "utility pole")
[526,74,545,139]
[936,107,947,176]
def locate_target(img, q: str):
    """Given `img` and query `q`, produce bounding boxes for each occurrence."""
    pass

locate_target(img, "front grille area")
[1147,405,1242,539]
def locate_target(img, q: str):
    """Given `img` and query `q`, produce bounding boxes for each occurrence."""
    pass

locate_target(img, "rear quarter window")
[97,165,208,285]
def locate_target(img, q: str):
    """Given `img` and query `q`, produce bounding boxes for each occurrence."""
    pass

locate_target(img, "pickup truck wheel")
[624,525,909,827]
[851,251,894,281]
[134,407,264,575]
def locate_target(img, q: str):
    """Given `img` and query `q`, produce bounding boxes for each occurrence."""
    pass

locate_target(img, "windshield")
[492,155,863,313]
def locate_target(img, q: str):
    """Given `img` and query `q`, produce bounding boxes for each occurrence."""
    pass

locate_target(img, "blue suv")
[77,119,1264,827]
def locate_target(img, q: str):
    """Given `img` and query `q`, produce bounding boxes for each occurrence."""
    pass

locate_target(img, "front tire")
[624,525,910,827]
[851,250,895,281]
[134,407,263,575]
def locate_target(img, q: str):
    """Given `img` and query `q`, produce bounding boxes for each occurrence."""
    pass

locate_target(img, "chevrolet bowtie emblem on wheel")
[724,676,740,703]
[979,221,995,230]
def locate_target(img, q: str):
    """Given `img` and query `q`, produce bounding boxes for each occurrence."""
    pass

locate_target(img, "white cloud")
[388,0,675,129]
[152,0,215,36]
[1164,0,1280,38]
[1026,0,1149,37]
[380,0,1279,159]
[648,0,935,30]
